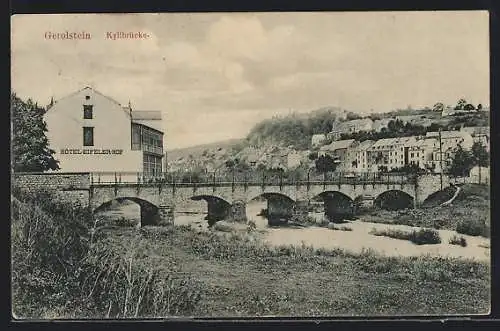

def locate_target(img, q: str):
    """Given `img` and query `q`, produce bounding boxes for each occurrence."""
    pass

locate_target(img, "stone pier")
[158,205,175,226]
[230,200,247,223]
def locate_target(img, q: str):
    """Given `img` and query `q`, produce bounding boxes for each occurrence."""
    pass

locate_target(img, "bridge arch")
[247,192,296,226]
[190,194,233,226]
[94,197,160,227]
[374,190,415,210]
[421,185,458,207]
[313,191,355,222]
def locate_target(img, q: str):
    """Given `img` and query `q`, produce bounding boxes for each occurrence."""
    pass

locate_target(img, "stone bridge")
[12,171,452,227]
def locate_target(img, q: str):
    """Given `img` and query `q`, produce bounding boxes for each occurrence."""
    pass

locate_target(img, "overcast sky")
[11,12,489,149]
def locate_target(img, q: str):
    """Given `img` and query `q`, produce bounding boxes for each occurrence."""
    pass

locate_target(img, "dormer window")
[84,105,93,119]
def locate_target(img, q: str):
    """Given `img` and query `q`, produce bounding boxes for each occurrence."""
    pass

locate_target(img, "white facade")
[44,87,164,178]
[426,131,474,152]
[406,137,438,170]
[352,140,375,172]
[367,136,416,171]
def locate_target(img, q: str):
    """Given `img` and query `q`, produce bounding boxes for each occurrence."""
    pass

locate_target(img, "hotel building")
[44,87,165,179]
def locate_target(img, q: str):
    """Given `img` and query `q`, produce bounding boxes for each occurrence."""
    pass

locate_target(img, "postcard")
[10,12,490,319]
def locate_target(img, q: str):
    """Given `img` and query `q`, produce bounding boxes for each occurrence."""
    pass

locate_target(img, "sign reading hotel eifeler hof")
[11,12,491,320]
[60,148,124,155]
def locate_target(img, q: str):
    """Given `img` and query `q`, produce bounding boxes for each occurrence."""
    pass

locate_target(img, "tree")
[315,154,338,173]
[471,141,489,167]
[448,145,474,177]
[308,151,318,160]
[463,103,476,111]
[477,104,483,110]
[11,92,59,172]
[433,102,444,112]
[454,98,467,110]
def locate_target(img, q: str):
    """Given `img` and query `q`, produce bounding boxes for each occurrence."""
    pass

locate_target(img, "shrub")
[408,228,441,245]
[456,219,488,237]
[449,235,467,247]
[369,227,441,245]
[11,186,203,318]
[369,228,412,241]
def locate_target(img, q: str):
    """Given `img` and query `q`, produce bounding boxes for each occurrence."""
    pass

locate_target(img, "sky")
[11,11,489,149]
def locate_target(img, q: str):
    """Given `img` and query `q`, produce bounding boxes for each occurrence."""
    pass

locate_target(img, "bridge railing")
[90,170,417,186]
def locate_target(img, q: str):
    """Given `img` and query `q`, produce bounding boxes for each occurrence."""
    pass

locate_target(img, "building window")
[83,127,94,146]
[85,95,90,100]
[143,153,162,176]
[83,105,93,119]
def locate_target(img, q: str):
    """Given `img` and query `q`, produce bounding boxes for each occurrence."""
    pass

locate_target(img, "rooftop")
[354,140,376,151]
[369,136,417,149]
[426,130,472,139]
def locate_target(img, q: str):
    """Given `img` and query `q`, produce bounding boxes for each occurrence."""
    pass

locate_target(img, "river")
[97,200,491,262]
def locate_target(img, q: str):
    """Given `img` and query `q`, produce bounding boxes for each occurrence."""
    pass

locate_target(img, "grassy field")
[102,225,490,317]
[11,186,491,319]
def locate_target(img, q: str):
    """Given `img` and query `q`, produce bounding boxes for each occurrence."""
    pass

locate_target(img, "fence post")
[232,169,235,192]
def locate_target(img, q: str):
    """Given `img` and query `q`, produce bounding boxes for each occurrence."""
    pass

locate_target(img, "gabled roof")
[368,136,416,150]
[354,140,375,151]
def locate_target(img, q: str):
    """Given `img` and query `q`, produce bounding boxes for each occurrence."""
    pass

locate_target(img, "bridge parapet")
[88,171,417,187]
[13,172,91,191]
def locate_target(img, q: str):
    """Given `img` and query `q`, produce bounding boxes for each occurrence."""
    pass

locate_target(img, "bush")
[449,235,467,247]
[408,228,441,245]
[457,219,488,237]
[11,186,203,318]
[369,228,412,241]
[369,227,441,245]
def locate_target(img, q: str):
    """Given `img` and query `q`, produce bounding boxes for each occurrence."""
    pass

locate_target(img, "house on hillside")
[441,107,477,117]
[319,139,358,172]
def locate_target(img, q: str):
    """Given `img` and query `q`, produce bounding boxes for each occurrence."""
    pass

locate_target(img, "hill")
[167,138,243,161]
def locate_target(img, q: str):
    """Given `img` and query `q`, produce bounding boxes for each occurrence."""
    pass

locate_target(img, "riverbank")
[11,187,491,318]
[356,184,490,236]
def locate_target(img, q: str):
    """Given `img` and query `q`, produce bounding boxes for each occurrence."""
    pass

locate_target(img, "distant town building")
[406,137,438,170]
[426,130,474,151]
[319,139,358,171]
[352,140,376,172]
[366,136,416,172]
[425,131,474,172]
[44,86,164,178]
[441,107,477,117]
